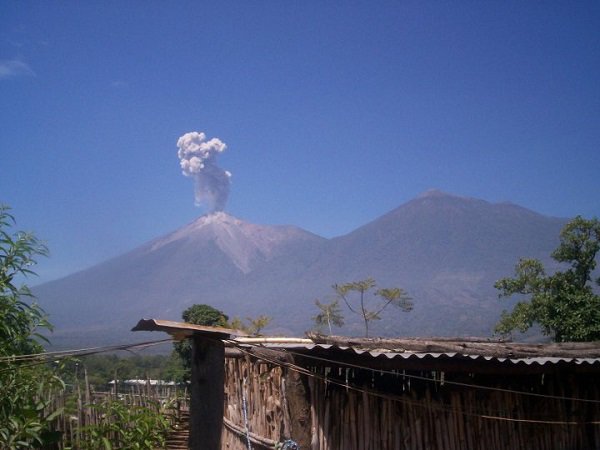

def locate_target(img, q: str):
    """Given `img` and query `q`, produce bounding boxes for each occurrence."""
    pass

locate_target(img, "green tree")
[181,303,229,327]
[495,216,600,342]
[333,278,412,337]
[0,205,64,449]
[312,299,344,335]
[172,304,229,380]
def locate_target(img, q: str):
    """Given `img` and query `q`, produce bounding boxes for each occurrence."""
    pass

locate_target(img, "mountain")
[307,190,566,336]
[36,212,325,347]
[34,191,567,348]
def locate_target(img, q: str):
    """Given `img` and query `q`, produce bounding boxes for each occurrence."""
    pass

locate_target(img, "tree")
[0,205,64,448]
[495,216,600,342]
[312,299,344,335]
[181,303,229,328]
[172,304,229,380]
[333,278,412,337]
[229,315,273,336]
[245,315,271,336]
[0,206,50,355]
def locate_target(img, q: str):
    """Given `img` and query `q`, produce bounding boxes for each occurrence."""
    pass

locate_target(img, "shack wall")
[222,357,287,449]
[222,353,600,450]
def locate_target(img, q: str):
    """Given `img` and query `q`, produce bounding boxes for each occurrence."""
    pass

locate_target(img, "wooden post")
[189,335,225,450]
[283,354,313,449]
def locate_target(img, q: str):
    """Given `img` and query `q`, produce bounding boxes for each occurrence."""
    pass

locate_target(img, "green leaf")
[102,436,113,450]
[45,407,64,422]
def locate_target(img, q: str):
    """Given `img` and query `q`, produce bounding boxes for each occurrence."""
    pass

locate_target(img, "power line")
[0,338,173,372]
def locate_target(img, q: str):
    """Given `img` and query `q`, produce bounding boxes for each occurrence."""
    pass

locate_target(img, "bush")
[81,399,171,450]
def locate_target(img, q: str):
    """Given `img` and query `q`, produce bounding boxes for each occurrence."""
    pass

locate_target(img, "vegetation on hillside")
[495,216,600,342]
[65,353,185,387]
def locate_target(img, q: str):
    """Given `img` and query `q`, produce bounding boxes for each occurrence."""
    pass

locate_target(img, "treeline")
[64,353,186,388]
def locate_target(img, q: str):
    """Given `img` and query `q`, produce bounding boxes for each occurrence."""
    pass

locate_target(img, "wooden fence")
[46,377,188,449]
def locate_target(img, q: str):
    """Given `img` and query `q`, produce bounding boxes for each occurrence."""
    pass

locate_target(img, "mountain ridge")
[34,191,568,348]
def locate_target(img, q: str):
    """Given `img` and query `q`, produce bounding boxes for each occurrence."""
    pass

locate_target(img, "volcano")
[34,191,566,348]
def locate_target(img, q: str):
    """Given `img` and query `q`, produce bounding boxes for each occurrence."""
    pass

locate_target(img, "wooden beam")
[189,335,225,450]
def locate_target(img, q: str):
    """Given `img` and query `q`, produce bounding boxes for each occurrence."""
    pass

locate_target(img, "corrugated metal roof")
[238,342,600,367]
[132,318,600,368]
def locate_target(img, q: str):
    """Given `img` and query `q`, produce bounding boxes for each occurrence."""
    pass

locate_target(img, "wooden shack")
[133,320,600,450]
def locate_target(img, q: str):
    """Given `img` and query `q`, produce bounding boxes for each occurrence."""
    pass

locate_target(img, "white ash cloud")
[177,131,231,212]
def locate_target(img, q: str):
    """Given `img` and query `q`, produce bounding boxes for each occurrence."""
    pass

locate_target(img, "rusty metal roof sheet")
[131,318,248,339]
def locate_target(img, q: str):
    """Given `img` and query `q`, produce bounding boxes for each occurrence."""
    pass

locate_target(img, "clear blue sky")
[1,1,599,283]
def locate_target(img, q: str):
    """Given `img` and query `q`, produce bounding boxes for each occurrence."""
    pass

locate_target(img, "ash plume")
[177,131,231,213]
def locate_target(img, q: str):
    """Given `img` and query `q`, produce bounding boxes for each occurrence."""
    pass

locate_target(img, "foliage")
[0,204,64,449]
[495,216,600,342]
[312,299,344,335]
[246,314,271,336]
[0,365,64,450]
[229,316,245,332]
[161,351,188,383]
[333,278,412,337]
[61,353,185,388]
[0,205,51,355]
[173,304,229,381]
[229,315,272,336]
[181,303,229,327]
[247,315,271,336]
[80,399,170,450]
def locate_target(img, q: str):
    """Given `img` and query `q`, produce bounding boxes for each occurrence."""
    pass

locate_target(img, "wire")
[227,340,600,425]
[279,346,600,405]
[0,338,173,372]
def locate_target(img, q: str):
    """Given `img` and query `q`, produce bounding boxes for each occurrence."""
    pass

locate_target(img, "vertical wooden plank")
[189,335,225,450]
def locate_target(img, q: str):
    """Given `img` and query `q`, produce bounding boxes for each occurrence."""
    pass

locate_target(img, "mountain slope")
[36,212,325,346]
[305,190,566,335]
[35,192,568,347]
[234,190,566,337]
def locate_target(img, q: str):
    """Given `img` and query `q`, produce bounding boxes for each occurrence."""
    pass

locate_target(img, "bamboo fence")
[222,356,285,449]
[222,352,600,450]
[46,373,188,449]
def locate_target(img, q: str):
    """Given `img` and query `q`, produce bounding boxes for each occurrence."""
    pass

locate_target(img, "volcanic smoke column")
[177,131,231,213]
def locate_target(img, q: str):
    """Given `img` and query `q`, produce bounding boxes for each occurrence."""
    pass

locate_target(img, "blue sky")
[1,1,599,283]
